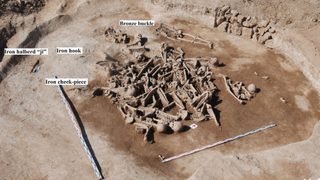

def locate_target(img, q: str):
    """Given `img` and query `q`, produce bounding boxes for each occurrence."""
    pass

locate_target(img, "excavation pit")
[69,11,319,179]
[1,1,319,179]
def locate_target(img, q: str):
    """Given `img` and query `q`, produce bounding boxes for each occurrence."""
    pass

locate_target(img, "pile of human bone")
[93,25,258,141]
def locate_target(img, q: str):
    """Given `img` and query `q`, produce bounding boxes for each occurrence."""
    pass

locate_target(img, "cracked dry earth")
[0,0,320,179]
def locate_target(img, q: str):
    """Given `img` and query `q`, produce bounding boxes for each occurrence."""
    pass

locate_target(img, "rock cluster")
[214,5,276,44]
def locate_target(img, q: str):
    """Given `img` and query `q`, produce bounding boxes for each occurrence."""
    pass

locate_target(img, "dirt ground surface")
[0,0,320,179]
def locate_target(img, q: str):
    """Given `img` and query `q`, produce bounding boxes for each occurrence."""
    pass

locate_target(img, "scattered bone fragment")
[170,91,185,109]
[208,57,219,69]
[192,112,207,122]
[104,89,116,98]
[134,123,152,141]
[104,27,127,43]
[149,64,161,76]
[118,105,127,119]
[125,115,135,124]
[197,66,207,76]
[241,86,253,100]
[158,88,169,106]
[254,72,259,76]
[156,110,179,121]
[135,124,145,134]
[136,58,154,80]
[127,33,143,47]
[206,104,220,126]
[141,87,158,107]
[126,85,137,96]
[162,102,176,112]
[176,47,185,58]
[262,76,269,80]
[192,91,211,112]
[160,42,169,63]
[280,97,287,103]
[158,155,165,160]
[178,109,189,120]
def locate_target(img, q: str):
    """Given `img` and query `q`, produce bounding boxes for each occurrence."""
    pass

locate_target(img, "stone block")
[242,27,253,38]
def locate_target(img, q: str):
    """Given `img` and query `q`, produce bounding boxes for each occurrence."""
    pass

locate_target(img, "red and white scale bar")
[53,76,102,179]
[162,124,277,163]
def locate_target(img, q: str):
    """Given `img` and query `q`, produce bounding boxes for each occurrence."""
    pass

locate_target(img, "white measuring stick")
[162,124,277,163]
[53,75,103,179]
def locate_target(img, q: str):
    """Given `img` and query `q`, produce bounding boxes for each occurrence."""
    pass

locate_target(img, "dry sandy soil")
[0,0,320,179]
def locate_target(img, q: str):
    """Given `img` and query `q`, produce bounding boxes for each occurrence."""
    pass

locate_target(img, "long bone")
[206,104,220,126]
[170,91,185,109]
[136,58,154,81]
[219,74,243,104]
[157,88,170,106]
[162,102,176,112]
[178,33,213,48]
